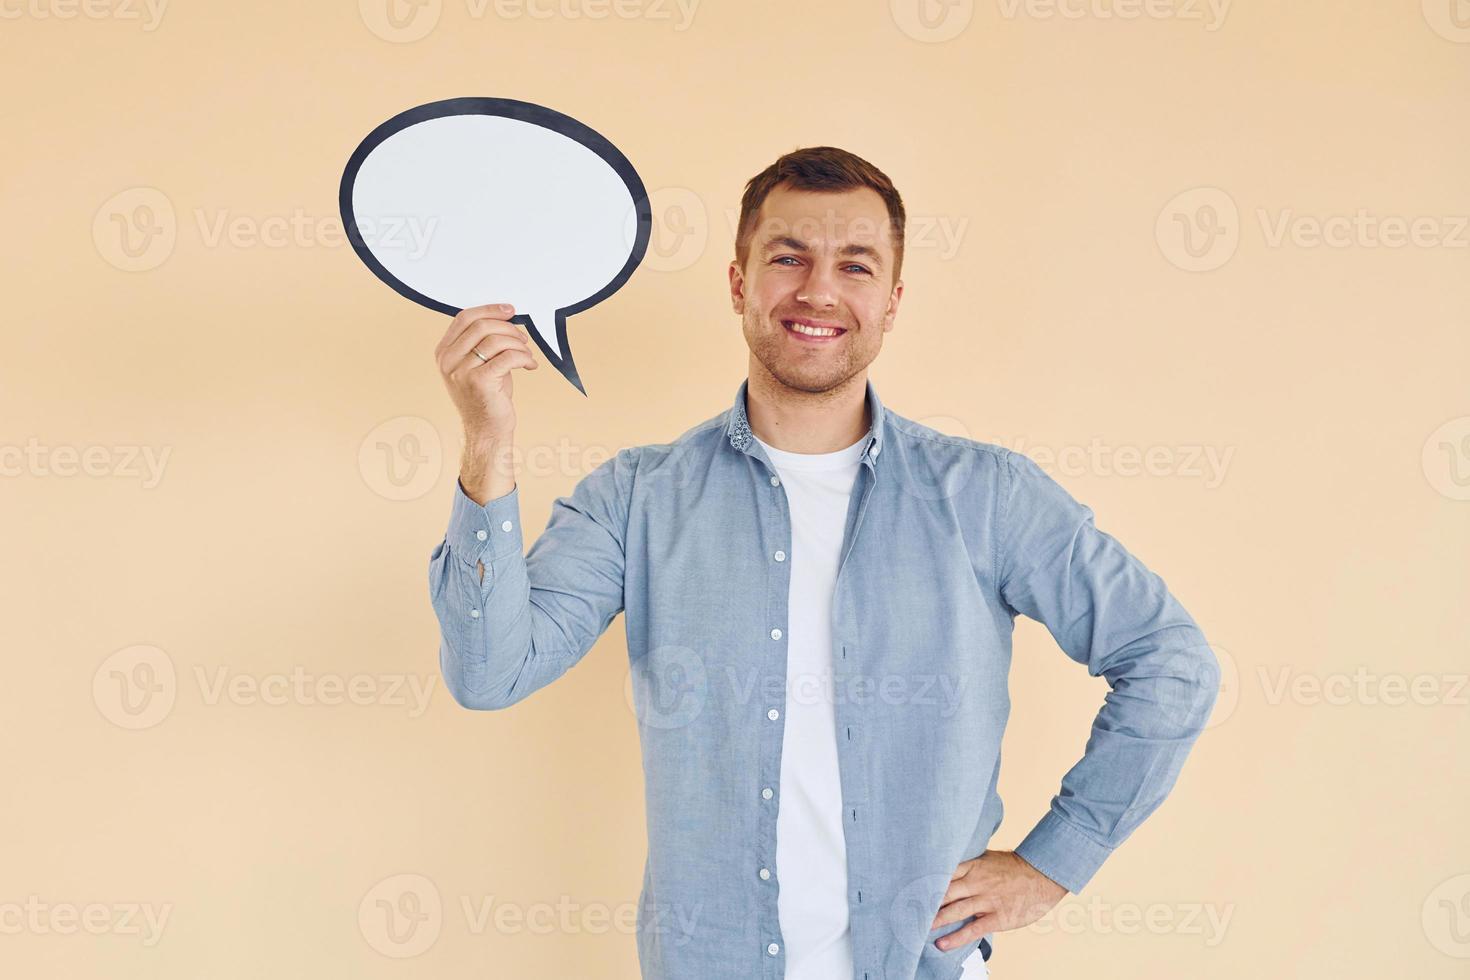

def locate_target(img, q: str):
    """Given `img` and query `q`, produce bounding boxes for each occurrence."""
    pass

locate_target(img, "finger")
[439,303,515,350]
[936,912,998,952]
[460,334,535,372]
[951,862,971,881]
[445,315,528,362]
[474,345,539,379]
[936,873,983,910]
[933,895,993,930]
[443,323,532,371]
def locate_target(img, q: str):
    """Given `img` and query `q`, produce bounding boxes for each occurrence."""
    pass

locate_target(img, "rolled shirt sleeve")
[997,449,1220,893]
[428,448,633,710]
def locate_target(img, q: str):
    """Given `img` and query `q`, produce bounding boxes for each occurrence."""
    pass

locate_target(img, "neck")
[744,358,871,454]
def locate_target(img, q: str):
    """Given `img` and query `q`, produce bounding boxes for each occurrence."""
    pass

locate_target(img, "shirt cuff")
[1013,809,1116,894]
[446,478,526,568]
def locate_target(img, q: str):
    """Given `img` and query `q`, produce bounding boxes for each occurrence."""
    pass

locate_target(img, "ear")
[728,259,747,314]
[882,279,903,333]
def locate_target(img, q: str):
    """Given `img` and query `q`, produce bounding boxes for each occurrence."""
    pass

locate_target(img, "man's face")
[729,184,902,395]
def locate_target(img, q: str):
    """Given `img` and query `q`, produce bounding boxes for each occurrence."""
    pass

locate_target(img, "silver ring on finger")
[470,346,489,363]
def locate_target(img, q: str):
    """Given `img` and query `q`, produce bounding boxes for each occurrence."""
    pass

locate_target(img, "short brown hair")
[735,146,907,282]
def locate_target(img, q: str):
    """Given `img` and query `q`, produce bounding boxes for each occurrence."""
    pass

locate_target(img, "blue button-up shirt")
[429,377,1219,980]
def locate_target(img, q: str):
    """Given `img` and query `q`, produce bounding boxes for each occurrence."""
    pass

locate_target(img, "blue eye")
[845,264,872,275]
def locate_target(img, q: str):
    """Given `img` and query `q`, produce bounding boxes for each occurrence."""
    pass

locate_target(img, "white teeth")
[785,321,841,337]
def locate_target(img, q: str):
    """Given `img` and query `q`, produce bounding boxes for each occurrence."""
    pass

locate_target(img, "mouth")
[781,317,847,343]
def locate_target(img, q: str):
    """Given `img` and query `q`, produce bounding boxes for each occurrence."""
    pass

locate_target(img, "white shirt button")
[767,942,780,956]
[770,628,782,640]
[475,529,488,541]
[770,475,780,486]
[761,787,773,800]
[501,520,513,532]
[774,550,785,562]
[767,708,780,720]
[759,867,771,880]
[469,609,480,618]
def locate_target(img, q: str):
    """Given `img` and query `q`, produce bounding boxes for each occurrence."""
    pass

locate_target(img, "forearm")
[1014,620,1219,892]
[459,434,518,584]
[429,477,538,710]
[997,449,1221,892]
[428,447,634,712]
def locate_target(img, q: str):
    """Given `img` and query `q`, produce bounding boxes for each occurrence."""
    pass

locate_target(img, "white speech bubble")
[340,97,652,394]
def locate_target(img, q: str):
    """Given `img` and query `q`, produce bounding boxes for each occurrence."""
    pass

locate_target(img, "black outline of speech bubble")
[340,97,652,396]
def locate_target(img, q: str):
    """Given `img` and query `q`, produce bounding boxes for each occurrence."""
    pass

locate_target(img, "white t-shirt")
[753,428,989,979]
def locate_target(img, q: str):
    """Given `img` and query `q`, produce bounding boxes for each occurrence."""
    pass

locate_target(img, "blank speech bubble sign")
[340,97,652,395]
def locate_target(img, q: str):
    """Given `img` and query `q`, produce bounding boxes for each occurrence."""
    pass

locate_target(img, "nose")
[795,261,839,310]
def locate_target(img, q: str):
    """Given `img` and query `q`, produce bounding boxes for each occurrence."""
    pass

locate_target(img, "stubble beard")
[744,308,866,397]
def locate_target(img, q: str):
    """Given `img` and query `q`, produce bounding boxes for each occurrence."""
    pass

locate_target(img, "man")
[428,147,1219,979]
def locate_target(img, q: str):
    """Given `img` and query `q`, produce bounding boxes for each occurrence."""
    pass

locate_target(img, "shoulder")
[616,407,730,475]
[884,411,1010,462]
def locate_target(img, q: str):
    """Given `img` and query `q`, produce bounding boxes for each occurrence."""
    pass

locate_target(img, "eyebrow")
[760,235,885,270]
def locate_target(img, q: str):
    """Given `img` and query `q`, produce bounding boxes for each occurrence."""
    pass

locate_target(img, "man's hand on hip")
[931,849,1067,950]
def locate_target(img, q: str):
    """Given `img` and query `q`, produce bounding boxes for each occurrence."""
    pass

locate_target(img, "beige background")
[4,0,1468,976]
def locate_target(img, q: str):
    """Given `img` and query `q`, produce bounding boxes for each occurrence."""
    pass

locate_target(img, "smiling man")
[429,147,1219,979]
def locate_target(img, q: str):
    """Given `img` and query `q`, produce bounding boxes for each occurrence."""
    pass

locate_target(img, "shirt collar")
[725,376,887,464]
